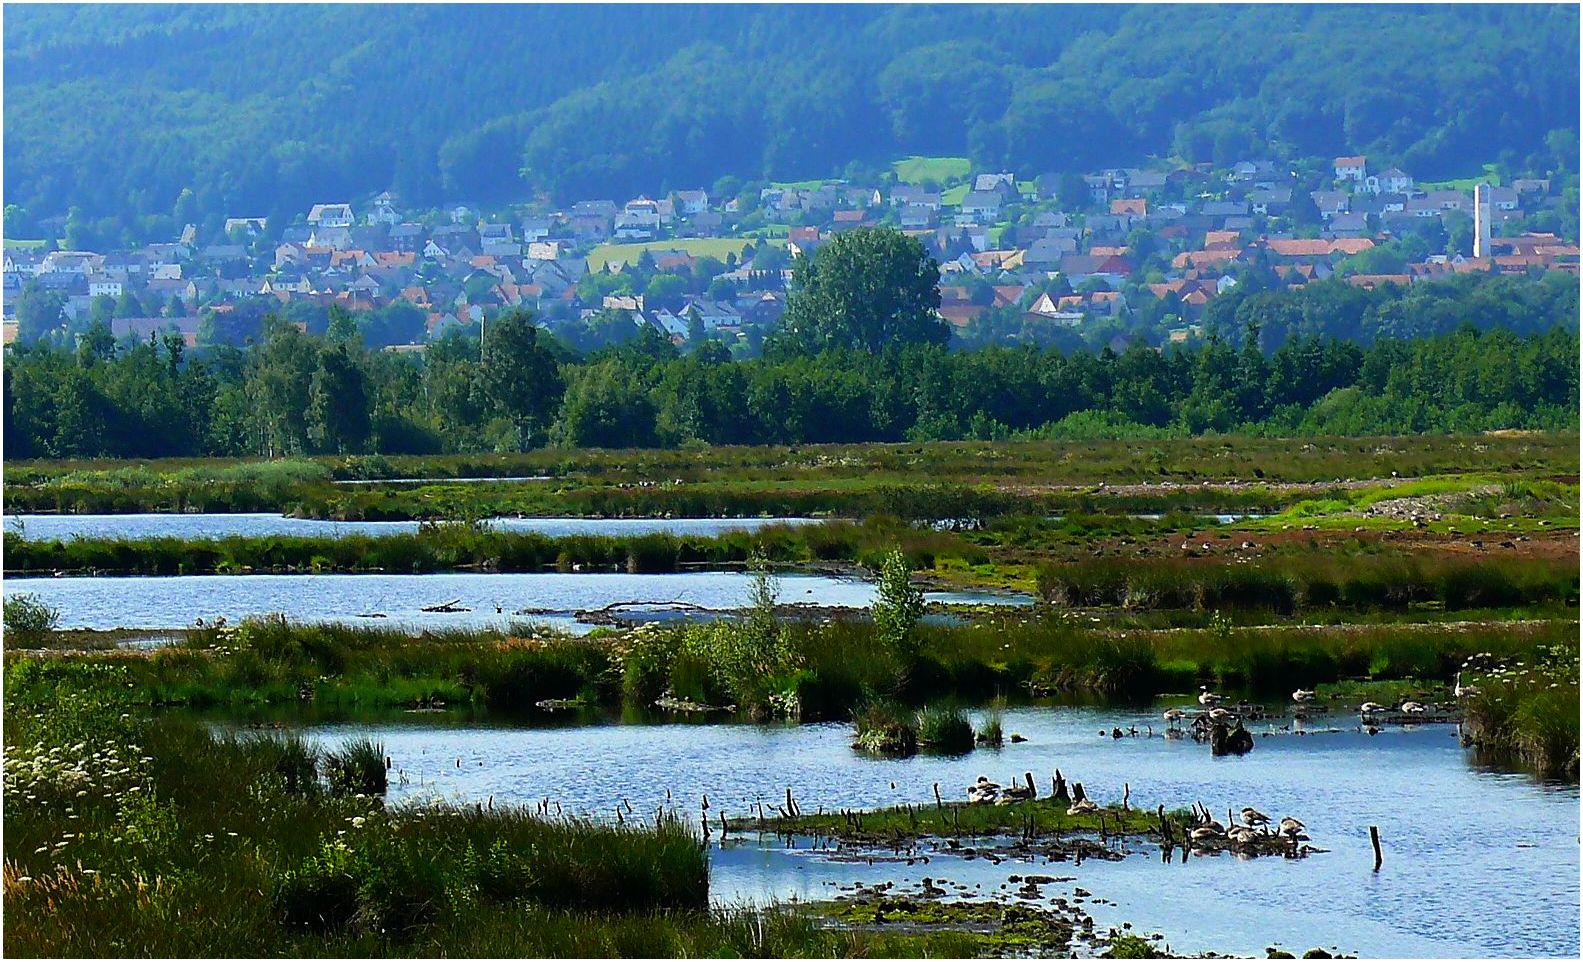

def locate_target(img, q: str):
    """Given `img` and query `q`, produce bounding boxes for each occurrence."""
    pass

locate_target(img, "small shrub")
[852,700,918,755]
[4,593,60,646]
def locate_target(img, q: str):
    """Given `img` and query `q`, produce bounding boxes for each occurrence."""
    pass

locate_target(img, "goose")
[1189,826,1222,843]
[1197,686,1223,707]
[1241,807,1271,827]
[1400,701,1426,715]
[1227,825,1258,844]
[1066,798,1099,816]
[967,776,1000,804]
[1292,689,1317,703]
[1453,673,1479,699]
[1001,780,1035,802]
[1278,816,1305,837]
[1207,707,1235,723]
[1199,817,1225,834]
[1359,701,1385,715]
[1162,707,1186,725]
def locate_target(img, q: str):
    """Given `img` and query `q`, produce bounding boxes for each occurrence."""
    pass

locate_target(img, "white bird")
[1292,689,1317,703]
[1278,816,1305,837]
[1067,799,1098,816]
[1359,701,1385,715]
[1197,686,1223,706]
[1207,707,1235,723]
[1400,701,1426,715]
[1163,707,1186,724]
[1241,807,1270,827]
[1453,672,1478,699]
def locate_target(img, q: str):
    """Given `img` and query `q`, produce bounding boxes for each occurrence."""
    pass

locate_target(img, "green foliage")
[852,700,919,755]
[872,549,925,665]
[7,7,1576,235]
[4,592,60,646]
[915,703,974,753]
[323,738,388,797]
[776,228,947,354]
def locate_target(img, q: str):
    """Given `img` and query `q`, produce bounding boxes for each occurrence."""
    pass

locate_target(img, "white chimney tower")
[1473,183,1492,258]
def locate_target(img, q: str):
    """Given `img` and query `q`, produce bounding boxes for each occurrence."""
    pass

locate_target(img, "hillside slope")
[3,4,1575,233]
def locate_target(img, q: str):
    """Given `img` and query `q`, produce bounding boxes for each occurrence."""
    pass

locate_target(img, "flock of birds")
[1163,674,1479,729]
[1187,806,1308,848]
[964,775,1101,816]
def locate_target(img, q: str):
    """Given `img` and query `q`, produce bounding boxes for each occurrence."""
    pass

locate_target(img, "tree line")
[5,313,1575,460]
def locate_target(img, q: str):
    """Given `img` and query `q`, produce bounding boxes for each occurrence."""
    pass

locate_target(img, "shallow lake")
[4,571,1025,633]
[4,513,821,541]
[303,704,1578,959]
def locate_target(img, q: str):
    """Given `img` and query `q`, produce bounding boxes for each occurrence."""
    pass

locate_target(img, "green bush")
[4,592,60,646]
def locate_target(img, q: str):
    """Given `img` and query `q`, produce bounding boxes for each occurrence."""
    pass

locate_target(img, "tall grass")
[915,704,975,754]
[1461,645,1581,778]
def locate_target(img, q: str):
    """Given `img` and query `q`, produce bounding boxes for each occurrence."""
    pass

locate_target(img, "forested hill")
[5,4,1577,233]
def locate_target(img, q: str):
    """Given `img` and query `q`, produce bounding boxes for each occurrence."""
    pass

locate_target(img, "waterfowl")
[1189,826,1222,843]
[1453,673,1479,699]
[1199,817,1225,834]
[1001,781,1034,802]
[1162,707,1186,725]
[1197,686,1223,707]
[1226,825,1258,844]
[1278,816,1306,837]
[967,776,1000,804]
[1207,707,1235,723]
[1359,702,1385,715]
[1067,798,1098,816]
[1292,689,1317,703]
[1241,807,1271,827]
[1400,701,1426,715]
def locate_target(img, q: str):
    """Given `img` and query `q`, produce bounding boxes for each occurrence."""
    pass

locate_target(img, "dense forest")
[4,5,1577,241]
[5,289,1576,459]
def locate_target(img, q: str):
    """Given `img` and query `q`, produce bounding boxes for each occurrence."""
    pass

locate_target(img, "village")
[4,153,1577,354]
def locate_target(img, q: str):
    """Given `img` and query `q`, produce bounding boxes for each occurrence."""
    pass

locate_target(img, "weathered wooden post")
[934,782,944,811]
[1370,825,1383,871]
[1053,769,1070,805]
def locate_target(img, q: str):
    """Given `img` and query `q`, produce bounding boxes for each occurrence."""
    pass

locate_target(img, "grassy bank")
[3,674,981,957]
[6,432,1575,518]
[9,613,1575,738]
[1460,643,1581,778]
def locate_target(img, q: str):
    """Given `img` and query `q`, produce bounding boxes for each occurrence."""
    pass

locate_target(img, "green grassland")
[891,155,972,186]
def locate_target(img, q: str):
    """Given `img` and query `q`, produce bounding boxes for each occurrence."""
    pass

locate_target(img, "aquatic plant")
[323,738,388,797]
[915,704,975,754]
[851,700,918,755]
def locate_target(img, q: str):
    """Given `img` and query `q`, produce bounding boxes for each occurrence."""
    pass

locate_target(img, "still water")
[4,513,820,541]
[307,705,1578,959]
[4,571,1025,633]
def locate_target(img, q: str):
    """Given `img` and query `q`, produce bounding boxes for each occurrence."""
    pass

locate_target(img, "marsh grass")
[852,701,919,755]
[915,704,975,754]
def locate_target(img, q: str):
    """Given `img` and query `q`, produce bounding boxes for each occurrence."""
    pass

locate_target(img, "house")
[959,191,1003,221]
[1110,198,1147,217]
[613,209,660,241]
[890,185,941,210]
[1347,274,1413,291]
[1024,292,1083,327]
[1487,186,1520,211]
[1200,200,1249,220]
[223,217,268,236]
[1247,188,1291,215]
[900,204,938,230]
[1311,190,1349,219]
[671,190,709,216]
[1333,156,1367,182]
[1118,168,1167,196]
[307,204,355,228]
[1423,190,1472,212]
[87,275,124,298]
[1376,168,1413,195]
[1326,212,1370,237]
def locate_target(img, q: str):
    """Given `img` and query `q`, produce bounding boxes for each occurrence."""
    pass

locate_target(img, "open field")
[5,433,1575,519]
[891,155,972,185]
